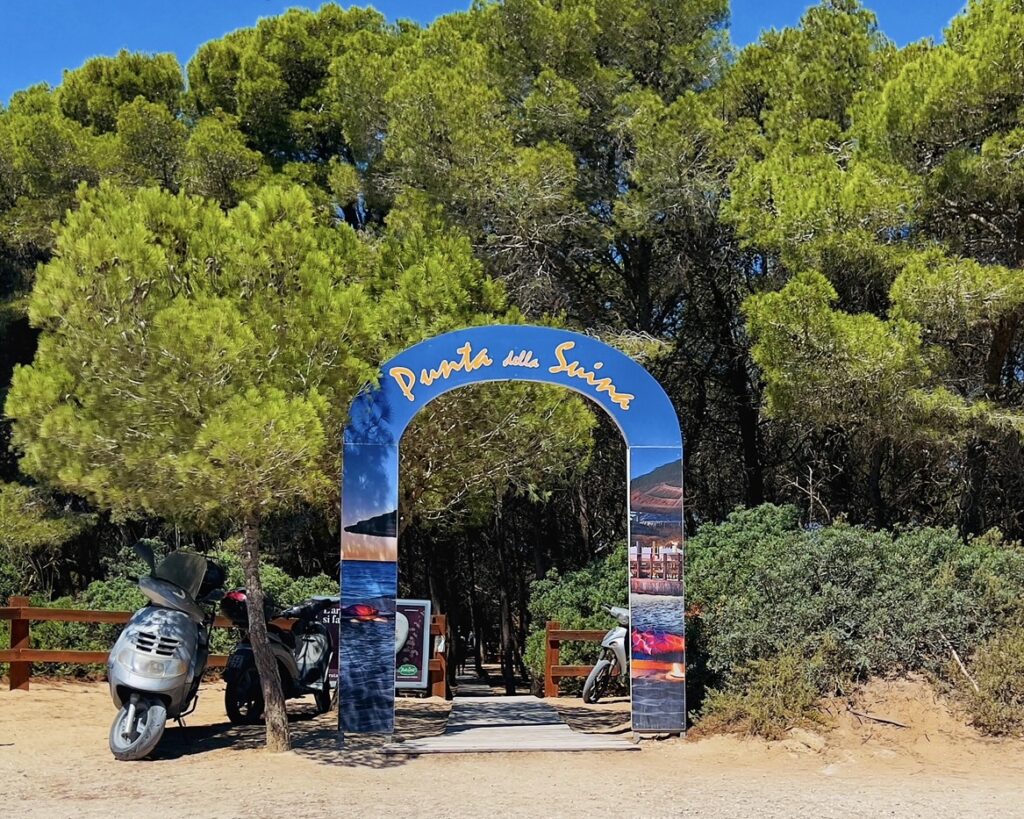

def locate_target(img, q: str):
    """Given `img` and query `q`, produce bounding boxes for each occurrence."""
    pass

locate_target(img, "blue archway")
[340,325,685,734]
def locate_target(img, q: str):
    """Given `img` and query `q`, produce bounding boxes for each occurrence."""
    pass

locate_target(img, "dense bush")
[961,627,1024,737]
[695,652,828,740]
[524,543,627,684]
[207,538,337,607]
[688,505,1024,688]
[686,504,1024,736]
[522,505,1024,737]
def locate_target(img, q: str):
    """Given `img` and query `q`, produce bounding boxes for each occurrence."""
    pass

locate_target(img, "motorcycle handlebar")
[279,597,335,621]
[604,604,630,626]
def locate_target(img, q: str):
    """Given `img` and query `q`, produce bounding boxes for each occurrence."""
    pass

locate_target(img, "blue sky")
[1,1,968,104]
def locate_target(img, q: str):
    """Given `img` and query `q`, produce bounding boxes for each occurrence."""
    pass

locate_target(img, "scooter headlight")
[117,647,187,678]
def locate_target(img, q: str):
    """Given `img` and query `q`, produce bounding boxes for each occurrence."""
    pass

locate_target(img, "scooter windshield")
[153,552,207,601]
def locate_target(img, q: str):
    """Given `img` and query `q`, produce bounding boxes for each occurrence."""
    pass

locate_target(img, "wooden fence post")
[8,596,30,691]
[432,613,449,699]
[544,620,560,698]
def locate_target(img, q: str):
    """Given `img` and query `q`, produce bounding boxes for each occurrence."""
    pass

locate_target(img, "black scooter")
[219,590,334,723]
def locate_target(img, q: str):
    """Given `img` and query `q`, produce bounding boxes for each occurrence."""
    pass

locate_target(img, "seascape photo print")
[628,448,686,732]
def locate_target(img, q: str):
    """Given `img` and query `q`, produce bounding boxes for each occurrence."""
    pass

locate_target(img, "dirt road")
[1,678,1022,818]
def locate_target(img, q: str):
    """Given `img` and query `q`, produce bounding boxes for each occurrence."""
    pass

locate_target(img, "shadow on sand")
[151,698,450,768]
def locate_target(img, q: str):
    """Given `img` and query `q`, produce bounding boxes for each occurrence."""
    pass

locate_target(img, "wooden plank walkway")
[452,676,494,697]
[384,695,638,754]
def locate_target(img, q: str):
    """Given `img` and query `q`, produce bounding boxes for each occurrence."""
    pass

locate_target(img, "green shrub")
[962,627,1024,736]
[687,505,1024,688]
[524,543,627,685]
[696,651,828,740]
[205,542,336,656]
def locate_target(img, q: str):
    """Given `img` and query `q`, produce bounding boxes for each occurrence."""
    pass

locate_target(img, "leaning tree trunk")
[240,514,291,753]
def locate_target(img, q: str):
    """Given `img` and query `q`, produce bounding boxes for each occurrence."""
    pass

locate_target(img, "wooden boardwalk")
[384,694,638,754]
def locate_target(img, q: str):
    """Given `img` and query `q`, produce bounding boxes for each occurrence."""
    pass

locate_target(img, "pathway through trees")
[384,672,636,754]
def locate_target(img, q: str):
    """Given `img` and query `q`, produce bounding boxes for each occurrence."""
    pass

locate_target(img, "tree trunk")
[499,587,516,695]
[959,438,988,537]
[710,278,765,506]
[240,514,291,753]
[494,511,518,695]
[733,364,766,507]
[959,314,1018,535]
[466,543,484,676]
[867,439,888,529]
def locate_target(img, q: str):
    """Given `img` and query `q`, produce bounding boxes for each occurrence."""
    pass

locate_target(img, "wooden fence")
[543,620,610,697]
[0,595,450,699]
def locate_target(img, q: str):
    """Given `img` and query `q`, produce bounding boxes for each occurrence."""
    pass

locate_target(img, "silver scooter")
[582,604,629,704]
[107,543,225,760]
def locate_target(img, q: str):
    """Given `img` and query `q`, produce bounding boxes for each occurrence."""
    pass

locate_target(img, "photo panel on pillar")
[342,442,399,562]
[628,446,686,732]
[340,439,400,734]
[339,557,398,733]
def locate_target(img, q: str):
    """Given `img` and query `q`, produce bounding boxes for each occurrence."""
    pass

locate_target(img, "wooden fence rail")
[1,595,450,698]
[543,620,610,697]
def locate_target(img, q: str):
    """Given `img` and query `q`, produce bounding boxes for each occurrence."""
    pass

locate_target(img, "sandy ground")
[1,677,1023,818]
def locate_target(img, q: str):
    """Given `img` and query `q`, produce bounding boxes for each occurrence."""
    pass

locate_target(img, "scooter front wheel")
[225,667,265,724]
[109,695,167,761]
[582,658,613,704]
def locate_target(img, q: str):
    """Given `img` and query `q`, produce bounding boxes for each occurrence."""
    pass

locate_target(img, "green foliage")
[688,505,1024,689]
[0,86,116,297]
[697,651,828,739]
[0,481,89,599]
[7,182,363,525]
[182,112,266,206]
[744,271,939,439]
[57,50,183,133]
[524,543,627,679]
[208,538,336,606]
[402,382,596,528]
[115,97,186,189]
[731,0,1024,521]
[961,626,1024,737]
[0,481,86,553]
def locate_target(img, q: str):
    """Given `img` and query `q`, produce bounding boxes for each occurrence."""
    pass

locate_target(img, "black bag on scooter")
[295,625,331,687]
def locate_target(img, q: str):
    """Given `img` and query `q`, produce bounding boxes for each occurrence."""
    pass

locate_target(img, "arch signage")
[340,325,685,734]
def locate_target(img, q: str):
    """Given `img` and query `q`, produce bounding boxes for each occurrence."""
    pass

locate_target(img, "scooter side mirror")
[200,588,226,604]
[132,542,157,574]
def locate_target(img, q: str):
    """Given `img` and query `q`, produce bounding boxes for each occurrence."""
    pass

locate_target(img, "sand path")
[1,678,1022,818]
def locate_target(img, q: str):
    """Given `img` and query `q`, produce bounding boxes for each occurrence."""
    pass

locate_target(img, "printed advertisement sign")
[395,599,432,689]
[317,598,431,689]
